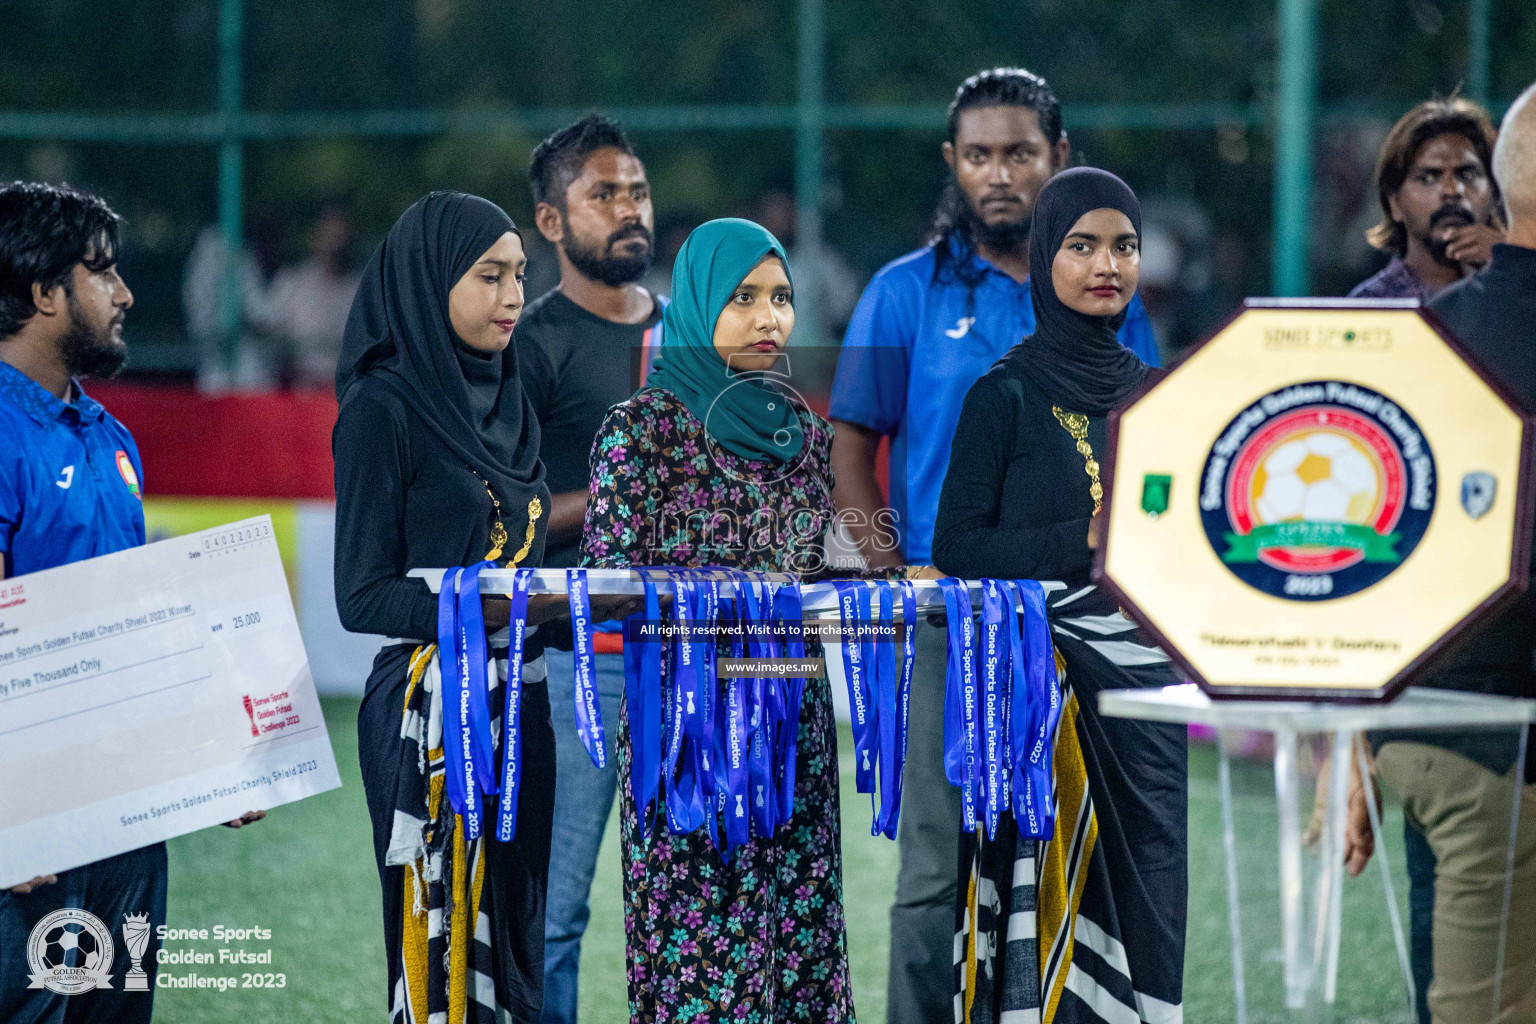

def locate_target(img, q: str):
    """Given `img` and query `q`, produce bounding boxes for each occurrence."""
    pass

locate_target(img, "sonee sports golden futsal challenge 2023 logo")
[1199,380,1436,601]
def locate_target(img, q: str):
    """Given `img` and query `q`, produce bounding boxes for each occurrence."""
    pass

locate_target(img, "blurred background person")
[639,208,703,299]
[749,181,861,339]
[516,113,659,1024]
[1134,196,1218,356]
[264,204,360,388]
[827,67,1157,1024]
[181,213,283,392]
[1350,96,1502,301]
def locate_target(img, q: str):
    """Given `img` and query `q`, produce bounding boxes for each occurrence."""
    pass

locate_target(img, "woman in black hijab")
[333,191,555,1023]
[934,168,1188,1024]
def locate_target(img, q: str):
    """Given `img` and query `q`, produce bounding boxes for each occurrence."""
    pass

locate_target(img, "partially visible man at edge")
[0,181,263,1024]
[1340,96,1503,1022]
[1350,95,1503,302]
[826,68,1158,1024]
[1347,83,1536,1024]
[514,114,661,1024]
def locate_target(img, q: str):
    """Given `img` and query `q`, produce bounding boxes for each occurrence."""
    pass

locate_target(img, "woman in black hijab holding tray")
[934,168,1188,1024]
[333,192,557,1023]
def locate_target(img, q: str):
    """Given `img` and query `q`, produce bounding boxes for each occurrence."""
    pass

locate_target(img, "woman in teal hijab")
[579,218,907,1022]
[645,217,805,464]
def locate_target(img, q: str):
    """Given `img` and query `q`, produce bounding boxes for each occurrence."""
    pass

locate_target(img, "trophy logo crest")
[121,912,152,991]
[1460,471,1497,520]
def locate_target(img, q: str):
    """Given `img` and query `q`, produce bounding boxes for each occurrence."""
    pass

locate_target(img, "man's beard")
[959,181,1033,253]
[564,221,654,287]
[60,312,127,379]
[1421,204,1475,268]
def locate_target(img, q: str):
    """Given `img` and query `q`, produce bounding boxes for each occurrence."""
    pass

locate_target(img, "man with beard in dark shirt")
[1350,96,1503,302]
[517,115,661,1024]
[1349,83,1536,1024]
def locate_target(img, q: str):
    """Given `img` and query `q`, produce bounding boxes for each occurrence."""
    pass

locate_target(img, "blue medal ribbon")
[757,575,784,837]
[741,577,774,838]
[937,577,979,833]
[835,582,878,794]
[566,569,607,769]
[871,583,898,837]
[772,582,805,823]
[437,569,470,828]
[458,561,500,796]
[882,580,917,840]
[994,580,1031,837]
[1016,580,1060,837]
[626,570,664,822]
[979,580,1009,840]
[720,585,750,850]
[496,569,533,842]
[437,566,485,840]
[665,579,705,835]
[696,577,723,852]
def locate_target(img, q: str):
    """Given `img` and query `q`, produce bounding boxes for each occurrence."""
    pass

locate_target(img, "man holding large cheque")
[0,183,274,1023]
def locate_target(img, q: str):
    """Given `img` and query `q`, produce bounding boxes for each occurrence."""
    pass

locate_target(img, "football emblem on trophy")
[1199,380,1437,601]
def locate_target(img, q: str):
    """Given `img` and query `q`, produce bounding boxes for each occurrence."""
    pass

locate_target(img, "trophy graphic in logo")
[121,913,151,991]
[242,694,259,737]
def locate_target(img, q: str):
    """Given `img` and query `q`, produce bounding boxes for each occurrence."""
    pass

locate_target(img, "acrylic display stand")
[1100,684,1535,1023]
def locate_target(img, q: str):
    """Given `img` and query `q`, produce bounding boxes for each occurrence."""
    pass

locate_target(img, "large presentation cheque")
[0,516,340,887]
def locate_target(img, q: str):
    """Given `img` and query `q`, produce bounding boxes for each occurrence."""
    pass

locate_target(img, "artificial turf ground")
[153,698,1414,1022]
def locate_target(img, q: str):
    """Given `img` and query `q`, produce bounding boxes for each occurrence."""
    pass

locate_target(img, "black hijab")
[337,191,546,521]
[1003,166,1151,415]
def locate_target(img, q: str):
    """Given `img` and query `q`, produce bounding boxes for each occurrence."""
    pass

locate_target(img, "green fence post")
[1469,0,1491,107]
[795,0,825,345]
[1271,0,1317,297]
[218,0,244,377]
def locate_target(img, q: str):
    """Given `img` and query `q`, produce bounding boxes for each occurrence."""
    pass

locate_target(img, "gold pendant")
[507,496,543,567]
[485,520,508,563]
[1052,405,1103,516]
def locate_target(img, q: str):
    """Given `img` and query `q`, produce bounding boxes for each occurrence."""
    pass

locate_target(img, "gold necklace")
[463,465,543,565]
[1051,406,1103,515]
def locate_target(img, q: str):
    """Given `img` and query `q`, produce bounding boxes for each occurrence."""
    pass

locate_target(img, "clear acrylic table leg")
[1319,730,1349,1007]
[1218,729,1249,1024]
[1353,734,1418,1023]
[1275,727,1310,1009]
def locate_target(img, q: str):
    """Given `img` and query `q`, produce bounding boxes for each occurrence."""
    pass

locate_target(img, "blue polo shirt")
[0,361,145,577]
[829,237,1157,563]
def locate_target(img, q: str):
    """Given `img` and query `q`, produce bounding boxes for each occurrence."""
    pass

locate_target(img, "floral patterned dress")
[579,385,860,1023]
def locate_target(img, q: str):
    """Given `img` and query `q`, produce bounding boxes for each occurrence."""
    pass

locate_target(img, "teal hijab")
[647,218,805,464]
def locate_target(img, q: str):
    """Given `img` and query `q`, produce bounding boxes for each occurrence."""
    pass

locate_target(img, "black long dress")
[933,362,1188,1024]
[335,377,555,1023]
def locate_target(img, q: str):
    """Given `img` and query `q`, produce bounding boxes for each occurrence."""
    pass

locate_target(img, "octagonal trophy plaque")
[1098,299,1533,701]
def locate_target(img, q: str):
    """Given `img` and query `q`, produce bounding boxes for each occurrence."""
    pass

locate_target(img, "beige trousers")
[1377,742,1536,1024]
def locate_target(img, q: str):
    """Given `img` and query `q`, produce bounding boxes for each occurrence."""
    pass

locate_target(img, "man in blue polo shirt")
[0,182,261,1024]
[829,69,1157,1024]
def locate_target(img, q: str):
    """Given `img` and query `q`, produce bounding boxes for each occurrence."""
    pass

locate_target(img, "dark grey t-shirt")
[517,287,662,567]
